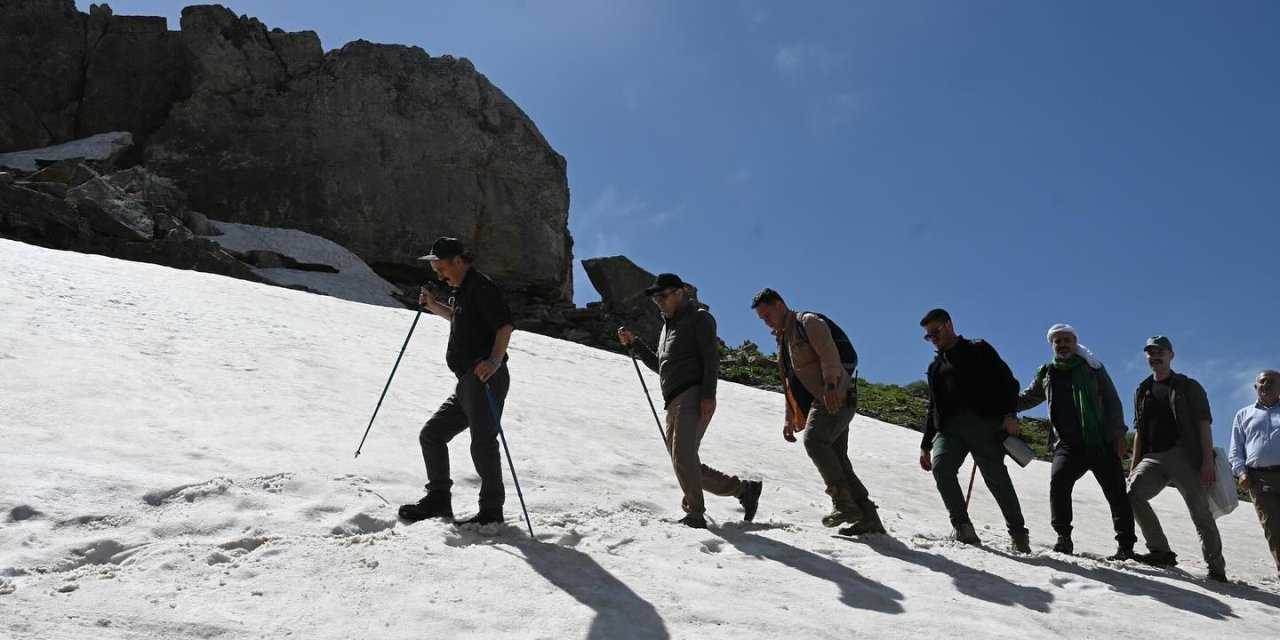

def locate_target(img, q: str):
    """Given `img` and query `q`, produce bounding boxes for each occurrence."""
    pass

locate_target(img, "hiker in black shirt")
[918,308,1030,553]
[399,237,515,526]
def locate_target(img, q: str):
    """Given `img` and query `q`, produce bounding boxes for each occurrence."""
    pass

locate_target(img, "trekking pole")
[626,342,670,450]
[964,460,978,507]
[484,382,534,538]
[354,307,422,458]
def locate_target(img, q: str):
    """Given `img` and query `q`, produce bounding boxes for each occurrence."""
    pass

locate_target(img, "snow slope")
[1,239,1277,639]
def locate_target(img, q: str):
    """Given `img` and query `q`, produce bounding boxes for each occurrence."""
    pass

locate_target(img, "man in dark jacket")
[1017,323,1135,558]
[619,273,762,529]
[1127,336,1226,582]
[918,308,1030,552]
[398,237,514,526]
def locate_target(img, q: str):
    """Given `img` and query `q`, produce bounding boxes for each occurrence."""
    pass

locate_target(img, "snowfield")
[1,239,1277,639]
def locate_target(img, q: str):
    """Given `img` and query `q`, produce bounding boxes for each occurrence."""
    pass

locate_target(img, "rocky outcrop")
[0,156,265,283]
[567,255,707,351]
[0,1,572,308]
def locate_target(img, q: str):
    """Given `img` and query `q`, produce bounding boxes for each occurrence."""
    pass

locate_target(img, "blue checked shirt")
[1229,401,1280,477]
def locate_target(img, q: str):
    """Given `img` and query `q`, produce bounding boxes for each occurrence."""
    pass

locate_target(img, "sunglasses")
[650,289,679,303]
[923,327,944,341]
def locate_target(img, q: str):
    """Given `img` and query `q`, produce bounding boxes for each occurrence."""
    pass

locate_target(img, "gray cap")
[1144,335,1173,352]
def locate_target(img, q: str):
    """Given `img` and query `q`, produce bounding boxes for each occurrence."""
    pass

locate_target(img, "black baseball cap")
[418,237,467,261]
[644,273,686,296]
[1144,336,1173,352]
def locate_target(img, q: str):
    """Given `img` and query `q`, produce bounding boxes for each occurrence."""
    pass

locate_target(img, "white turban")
[1046,323,1103,369]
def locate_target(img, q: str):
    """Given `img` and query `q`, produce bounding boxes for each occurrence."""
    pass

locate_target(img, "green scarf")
[1049,354,1102,448]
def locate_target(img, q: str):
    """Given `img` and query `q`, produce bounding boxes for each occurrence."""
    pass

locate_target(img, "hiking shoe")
[455,508,504,526]
[1052,535,1074,555]
[1010,530,1032,554]
[1136,550,1178,567]
[821,507,863,528]
[954,523,981,546]
[739,480,763,522]
[1207,569,1228,583]
[398,493,453,522]
[676,513,708,529]
[1107,546,1137,561]
[838,502,887,536]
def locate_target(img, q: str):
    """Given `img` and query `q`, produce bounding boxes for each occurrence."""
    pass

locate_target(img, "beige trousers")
[665,386,747,515]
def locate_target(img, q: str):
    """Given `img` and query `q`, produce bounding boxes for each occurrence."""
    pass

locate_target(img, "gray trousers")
[666,386,747,516]
[419,367,509,510]
[1247,468,1280,575]
[803,401,872,505]
[1127,445,1224,573]
[931,414,1027,533]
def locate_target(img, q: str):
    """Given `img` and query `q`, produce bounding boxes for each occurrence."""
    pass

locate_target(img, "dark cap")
[644,273,686,297]
[418,237,467,261]
[1144,335,1173,352]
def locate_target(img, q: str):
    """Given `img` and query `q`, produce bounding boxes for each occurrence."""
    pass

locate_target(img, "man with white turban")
[1016,324,1135,559]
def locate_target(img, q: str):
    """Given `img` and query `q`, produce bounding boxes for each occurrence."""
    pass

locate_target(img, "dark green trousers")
[931,414,1027,533]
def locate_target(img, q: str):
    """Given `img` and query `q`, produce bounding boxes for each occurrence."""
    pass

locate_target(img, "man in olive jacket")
[618,273,762,529]
[1017,324,1134,558]
[752,288,885,535]
[1127,336,1226,582]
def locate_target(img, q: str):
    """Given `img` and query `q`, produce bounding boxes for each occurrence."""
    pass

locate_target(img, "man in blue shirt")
[1229,369,1280,578]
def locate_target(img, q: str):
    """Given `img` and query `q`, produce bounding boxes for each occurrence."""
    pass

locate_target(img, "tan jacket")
[779,311,853,427]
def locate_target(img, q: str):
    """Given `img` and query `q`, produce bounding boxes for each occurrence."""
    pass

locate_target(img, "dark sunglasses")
[650,289,679,303]
[923,327,944,341]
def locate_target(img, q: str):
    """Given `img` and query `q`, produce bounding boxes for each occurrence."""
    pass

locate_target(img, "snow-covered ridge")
[0,240,1277,639]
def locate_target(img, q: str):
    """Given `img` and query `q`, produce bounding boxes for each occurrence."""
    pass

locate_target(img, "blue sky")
[81,1,1279,445]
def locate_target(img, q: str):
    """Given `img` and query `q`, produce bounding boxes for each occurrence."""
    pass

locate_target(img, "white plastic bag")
[1207,446,1239,519]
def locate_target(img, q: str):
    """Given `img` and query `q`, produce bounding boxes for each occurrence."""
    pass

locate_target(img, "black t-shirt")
[444,268,513,376]
[1141,377,1180,453]
[1047,368,1084,444]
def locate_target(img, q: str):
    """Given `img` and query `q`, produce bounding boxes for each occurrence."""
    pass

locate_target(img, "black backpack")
[793,311,859,379]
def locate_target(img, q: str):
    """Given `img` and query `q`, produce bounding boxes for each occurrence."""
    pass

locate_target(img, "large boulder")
[581,255,703,346]
[0,2,573,307]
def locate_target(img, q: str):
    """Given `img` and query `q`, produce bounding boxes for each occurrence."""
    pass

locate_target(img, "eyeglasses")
[922,327,944,341]
[1260,378,1277,386]
[651,289,679,303]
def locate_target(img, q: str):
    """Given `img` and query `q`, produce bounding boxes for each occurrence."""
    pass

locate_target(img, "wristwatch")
[487,355,503,366]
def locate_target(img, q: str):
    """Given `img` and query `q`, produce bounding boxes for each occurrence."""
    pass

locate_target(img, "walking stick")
[627,344,670,449]
[354,308,422,458]
[964,460,978,507]
[484,382,534,538]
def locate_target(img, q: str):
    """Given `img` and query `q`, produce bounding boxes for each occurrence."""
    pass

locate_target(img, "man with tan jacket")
[752,288,885,535]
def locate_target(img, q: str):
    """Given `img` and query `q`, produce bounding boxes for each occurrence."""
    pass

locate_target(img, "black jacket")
[921,337,1019,450]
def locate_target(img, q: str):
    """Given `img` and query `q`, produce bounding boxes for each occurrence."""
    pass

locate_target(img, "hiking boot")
[1207,569,1228,583]
[676,513,708,529]
[954,523,981,546]
[838,501,887,536]
[455,508,504,526]
[1135,550,1178,567]
[1010,530,1032,554]
[738,480,763,522]
[398,492,453,522]
[821,485,863,528]
[1052,535,1074,555]
[1107,545,1137,561]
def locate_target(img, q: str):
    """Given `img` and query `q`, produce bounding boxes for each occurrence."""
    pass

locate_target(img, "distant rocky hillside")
[1,1,571,312]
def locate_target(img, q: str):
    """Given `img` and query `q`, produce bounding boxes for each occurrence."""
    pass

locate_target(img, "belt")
[1248,465,1280,473]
